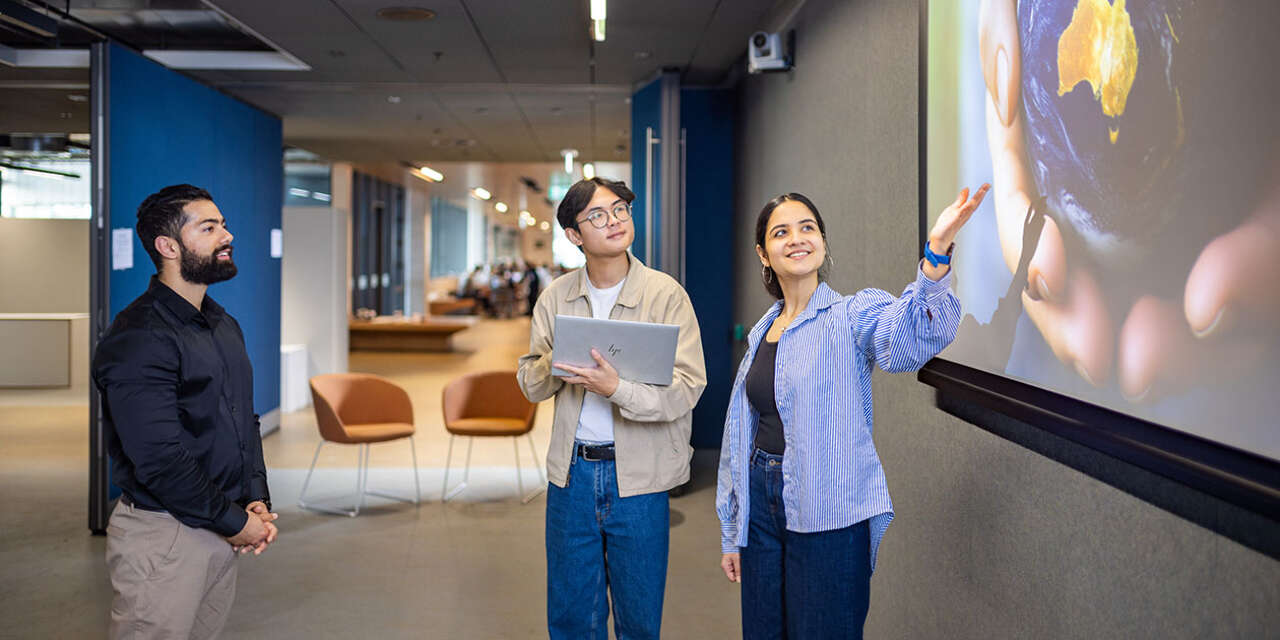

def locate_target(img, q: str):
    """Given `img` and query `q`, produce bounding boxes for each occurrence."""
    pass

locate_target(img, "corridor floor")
[0,317,740,638]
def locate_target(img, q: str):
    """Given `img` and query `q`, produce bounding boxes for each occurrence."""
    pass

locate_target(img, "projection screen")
[921,0,1280,511]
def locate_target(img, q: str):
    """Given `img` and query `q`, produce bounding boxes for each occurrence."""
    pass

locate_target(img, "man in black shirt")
[93,184,279,639]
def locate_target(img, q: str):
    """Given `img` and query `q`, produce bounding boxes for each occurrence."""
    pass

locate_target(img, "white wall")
[0,218,89,314]
[280,164,351,401]
[403,172,430,316]
[0,218,90,404]
[467,198,488,270]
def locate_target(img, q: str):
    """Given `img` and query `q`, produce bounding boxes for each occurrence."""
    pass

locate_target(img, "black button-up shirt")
[93,277,270,537]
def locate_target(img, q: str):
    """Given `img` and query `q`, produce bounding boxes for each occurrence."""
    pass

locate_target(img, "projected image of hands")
[930,0,1280,459]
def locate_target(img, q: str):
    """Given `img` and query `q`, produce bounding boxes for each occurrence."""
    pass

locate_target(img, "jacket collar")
[565,251,649,308]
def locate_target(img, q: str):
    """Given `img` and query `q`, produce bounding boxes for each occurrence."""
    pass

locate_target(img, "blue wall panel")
[630,78,661,266]
[681,88,736,449]
[108,43,283,418]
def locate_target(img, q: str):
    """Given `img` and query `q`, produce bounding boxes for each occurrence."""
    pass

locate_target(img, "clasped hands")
[226,501,279,555]
[554,348,621,397]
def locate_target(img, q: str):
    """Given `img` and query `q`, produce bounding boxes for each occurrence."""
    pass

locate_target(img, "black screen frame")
[915,0,1279,521]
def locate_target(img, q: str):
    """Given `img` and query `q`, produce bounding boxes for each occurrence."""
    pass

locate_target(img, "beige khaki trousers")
[106,501,238,639]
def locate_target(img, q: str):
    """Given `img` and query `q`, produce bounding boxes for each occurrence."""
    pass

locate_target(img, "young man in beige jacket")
[518,177,706,639]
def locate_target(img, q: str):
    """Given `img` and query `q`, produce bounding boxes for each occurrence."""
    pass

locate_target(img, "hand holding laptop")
[550,315,679,386]
[554,348,620,397]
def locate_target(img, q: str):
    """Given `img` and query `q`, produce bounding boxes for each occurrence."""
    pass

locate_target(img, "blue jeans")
[740,449,871,639]
[545,452,669,639]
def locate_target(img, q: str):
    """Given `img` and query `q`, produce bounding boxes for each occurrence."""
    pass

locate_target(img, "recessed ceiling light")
[539,221,551,231]
[376,7,437,21]
[495,202,508,213]
[590,0,606,41]
[471,187,492,200]
[418,166,443,181]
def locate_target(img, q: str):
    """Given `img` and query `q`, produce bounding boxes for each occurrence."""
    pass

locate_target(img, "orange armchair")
[441,371,544,503]
[300,373,421,516]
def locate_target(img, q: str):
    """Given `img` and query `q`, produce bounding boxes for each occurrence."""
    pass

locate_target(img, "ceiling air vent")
[376,7,437,22]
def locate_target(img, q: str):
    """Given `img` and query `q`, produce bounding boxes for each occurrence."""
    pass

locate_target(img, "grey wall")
[733,1,1279,637]
[0,218,89,313]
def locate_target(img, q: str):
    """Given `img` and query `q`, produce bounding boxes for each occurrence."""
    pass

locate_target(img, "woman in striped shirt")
[716,185,988,638]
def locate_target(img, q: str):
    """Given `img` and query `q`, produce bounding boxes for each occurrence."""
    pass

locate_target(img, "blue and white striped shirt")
[715,267,960,572]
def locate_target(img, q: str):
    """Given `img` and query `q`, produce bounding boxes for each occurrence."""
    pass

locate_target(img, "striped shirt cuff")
[915,263,953,305]
[720,520,739,553]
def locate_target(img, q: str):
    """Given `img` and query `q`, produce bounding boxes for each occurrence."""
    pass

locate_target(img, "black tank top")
[745,339,785,455]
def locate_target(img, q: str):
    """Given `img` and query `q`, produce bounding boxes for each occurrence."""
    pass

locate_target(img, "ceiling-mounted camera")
[748,31,793,74]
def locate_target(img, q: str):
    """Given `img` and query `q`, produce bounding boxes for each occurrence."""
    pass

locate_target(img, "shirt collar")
[565,251,649,308]
[747,282,842,345]
[148,276,223,328]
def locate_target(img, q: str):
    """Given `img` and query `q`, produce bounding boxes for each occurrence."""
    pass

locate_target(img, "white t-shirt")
[574,275,626,443]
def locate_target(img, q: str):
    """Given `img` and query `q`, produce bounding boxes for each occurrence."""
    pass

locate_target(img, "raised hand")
[929,184,991,253]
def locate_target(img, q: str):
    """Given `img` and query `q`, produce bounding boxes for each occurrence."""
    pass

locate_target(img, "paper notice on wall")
[270,229,283,258]
[111,228,133,270]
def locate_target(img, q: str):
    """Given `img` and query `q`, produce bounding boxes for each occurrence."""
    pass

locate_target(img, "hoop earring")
[762,265,773,284]
[825,252,835,269]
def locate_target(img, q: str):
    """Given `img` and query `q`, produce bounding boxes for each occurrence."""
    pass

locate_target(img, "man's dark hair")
[136,184,213,270]
[755,193,830,299]
[555,177,636,231]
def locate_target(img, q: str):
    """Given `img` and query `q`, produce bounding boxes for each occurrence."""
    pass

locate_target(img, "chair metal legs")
[442,433,545,503]
[441,434,473,501]
[520,433,547,504]
[297,436,422,517]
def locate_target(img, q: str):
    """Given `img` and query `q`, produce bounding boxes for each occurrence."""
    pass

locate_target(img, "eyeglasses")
[576,202,631,229]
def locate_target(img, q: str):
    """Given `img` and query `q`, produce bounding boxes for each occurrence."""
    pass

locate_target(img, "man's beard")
[179,241,238,285]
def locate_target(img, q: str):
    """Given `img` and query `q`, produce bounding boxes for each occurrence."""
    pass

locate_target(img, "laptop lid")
[551,315,680,386]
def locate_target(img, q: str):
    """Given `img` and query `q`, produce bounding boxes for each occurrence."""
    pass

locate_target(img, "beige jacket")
[517,253,707,497]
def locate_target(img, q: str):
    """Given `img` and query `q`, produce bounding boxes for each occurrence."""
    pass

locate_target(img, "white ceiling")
[2,0,782,162]
[185,0,780,163]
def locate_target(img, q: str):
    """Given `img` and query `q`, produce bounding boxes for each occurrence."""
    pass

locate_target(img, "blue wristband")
[923,241,953,267]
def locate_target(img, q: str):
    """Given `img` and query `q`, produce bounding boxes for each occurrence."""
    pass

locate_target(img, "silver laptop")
[551,315,680,386]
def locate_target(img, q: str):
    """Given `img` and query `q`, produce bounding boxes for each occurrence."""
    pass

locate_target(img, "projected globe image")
[930,0,1280,459]
[1018,0,1271,277]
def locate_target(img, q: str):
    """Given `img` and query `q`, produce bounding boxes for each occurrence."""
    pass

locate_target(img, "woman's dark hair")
[755,193,830,299]
[555,177,636,231]
[136,184,213,270]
